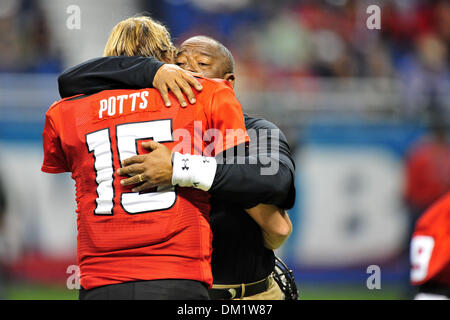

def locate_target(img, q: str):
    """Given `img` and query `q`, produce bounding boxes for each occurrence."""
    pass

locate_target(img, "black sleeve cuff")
[144,58,165,87]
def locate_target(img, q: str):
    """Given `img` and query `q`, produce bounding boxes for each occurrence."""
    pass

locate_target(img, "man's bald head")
[183,36,235,75]
[178,35,235,79]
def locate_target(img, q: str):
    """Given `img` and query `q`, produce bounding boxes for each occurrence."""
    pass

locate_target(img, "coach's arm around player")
[58,56,203,108]
[57,37,297,300]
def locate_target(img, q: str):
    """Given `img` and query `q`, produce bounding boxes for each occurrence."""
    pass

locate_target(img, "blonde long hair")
[103,16,176,62]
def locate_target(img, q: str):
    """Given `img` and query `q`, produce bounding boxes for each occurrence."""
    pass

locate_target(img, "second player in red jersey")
[410,191,450,299]
[42,77,248,291]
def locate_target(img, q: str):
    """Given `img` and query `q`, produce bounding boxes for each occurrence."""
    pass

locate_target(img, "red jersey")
[410,191,450,286]
[41,78,249,290]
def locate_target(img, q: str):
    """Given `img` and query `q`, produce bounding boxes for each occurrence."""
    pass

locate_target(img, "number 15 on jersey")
[86,119,176,215]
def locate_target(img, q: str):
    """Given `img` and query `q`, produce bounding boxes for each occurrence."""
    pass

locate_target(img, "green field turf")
[298,283,407,300]
[3,282,408,300]
[5,283,79,300]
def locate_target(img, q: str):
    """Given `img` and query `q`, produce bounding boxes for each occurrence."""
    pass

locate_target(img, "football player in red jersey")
[410,191,450,300]
[41,16,249,300]
[58,36,297,300]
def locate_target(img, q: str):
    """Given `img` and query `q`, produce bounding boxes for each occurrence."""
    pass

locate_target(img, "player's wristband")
[171,152,217,191]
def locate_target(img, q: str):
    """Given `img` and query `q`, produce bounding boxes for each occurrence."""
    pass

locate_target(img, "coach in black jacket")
[58,36,296,300]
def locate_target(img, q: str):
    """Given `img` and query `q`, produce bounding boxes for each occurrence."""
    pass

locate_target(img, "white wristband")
[171,152,217,191]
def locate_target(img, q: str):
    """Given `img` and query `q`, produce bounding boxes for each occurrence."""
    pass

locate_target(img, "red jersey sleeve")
[41,106,70,173]
[204,82,249,155]
[410,192,450,286]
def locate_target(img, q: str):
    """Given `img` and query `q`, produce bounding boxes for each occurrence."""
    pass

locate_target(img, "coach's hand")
[117,141,173,192]
[153,64,203,108]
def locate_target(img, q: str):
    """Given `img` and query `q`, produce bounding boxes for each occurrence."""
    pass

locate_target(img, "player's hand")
[117,141,173,192]
[153,64,203,108]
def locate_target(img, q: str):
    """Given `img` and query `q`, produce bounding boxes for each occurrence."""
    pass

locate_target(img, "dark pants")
[79,279,210,300]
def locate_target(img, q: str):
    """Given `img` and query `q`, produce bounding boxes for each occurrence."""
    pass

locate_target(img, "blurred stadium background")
[0,0,448,300]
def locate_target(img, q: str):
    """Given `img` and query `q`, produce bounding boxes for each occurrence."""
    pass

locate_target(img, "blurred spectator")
[404,118,450,219]
[398,33,449,118]
[0,0,62,73]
